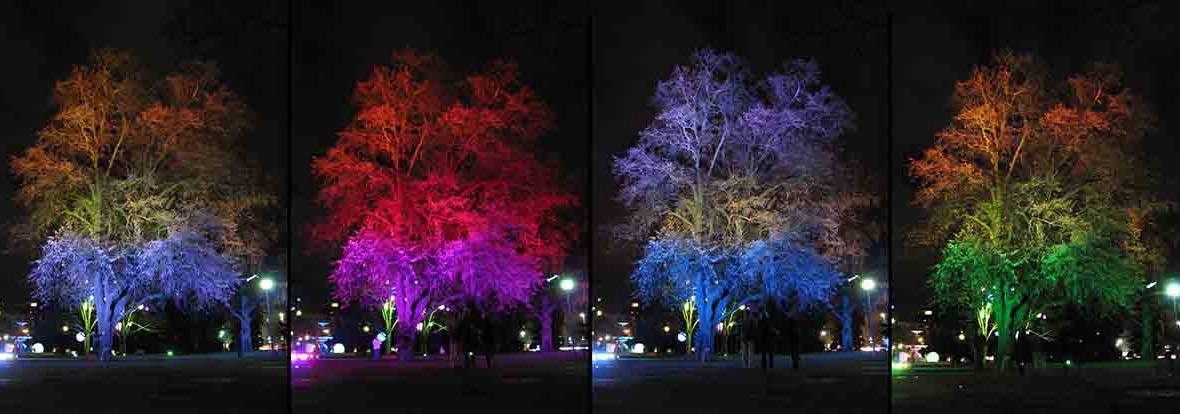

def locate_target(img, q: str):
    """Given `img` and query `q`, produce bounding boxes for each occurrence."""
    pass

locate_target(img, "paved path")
[893,362,1180,413]
[0,353,287,414]
[593,352,888,413]
[292,351,589,414]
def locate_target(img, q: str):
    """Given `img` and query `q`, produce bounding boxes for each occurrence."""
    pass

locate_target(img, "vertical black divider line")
[885,10,893,414]
[585,11,595,412]
[286,0,295,411]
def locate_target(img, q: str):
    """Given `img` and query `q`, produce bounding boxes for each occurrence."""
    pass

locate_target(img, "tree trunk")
[993,299,1026,375]
[971,331,984,371]
[397,314,418,361]
[1141,291,1155,358]
[840,293,854,351]
[540,310,553,352]
[696,302,716,363]
[239,319,252,357]
[96,309,115,362]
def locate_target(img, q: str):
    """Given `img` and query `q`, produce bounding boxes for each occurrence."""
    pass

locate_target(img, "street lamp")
[559,277,575,348]
[861,277,877,350]
[260,277,275,353]
[1167,281,1180,338]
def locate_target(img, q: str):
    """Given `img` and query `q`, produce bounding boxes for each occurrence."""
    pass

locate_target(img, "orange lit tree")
[912,51,1159,373]
[15,49,269,361]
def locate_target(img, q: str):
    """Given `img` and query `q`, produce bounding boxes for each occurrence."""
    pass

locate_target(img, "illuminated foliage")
[314,49,577,360]
[914,51,1157,372]
[617,49,859,361]
[14,49,265,361]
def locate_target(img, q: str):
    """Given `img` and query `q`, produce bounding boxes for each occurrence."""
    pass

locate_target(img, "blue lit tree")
[616,49,856,362]
[31,224,239,360]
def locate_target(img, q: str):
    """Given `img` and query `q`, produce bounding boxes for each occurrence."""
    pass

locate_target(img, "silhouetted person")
[787,316,800,370]
[740,310,757,368]
[759,310,776,371]
[482,317,496,369]
[1016,333,1031,376]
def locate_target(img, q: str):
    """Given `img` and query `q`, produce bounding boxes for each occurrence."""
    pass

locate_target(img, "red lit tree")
[315,49,577,361]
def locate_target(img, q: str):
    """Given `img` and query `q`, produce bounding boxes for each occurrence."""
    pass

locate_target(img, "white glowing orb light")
[925,352,940,363]
[592,352,616,361]
[332,343,346,354]
[376,332,387,343]
[31,343,44,353]
[677,332,687,343]
[632,343,645,354]
[75,332,86,343]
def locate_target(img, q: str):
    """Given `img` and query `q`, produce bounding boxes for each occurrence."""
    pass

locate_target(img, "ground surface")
[592,351,889,413]
[292,351,589,414]
[0,352,288,414]
[892,361,1180,413]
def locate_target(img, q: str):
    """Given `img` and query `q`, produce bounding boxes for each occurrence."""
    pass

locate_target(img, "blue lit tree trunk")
[230,293,256,357]
[838,292,855,352]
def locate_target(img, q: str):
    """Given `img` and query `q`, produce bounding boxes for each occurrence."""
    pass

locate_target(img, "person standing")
[372,335,382,361]
[759,309,776,371]
[740,309,757,368]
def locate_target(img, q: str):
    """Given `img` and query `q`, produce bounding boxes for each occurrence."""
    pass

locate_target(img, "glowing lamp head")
[860,278,876,292]
[259,278,275,291]
[1166,281,1180,299]
[560,278,575,292]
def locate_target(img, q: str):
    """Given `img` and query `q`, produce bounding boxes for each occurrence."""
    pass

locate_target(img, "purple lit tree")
[31,224,239,361]
[616,49,856,362]
[329,231,433,360]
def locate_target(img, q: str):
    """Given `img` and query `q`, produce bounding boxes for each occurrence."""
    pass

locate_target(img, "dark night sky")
[891,1,1180,316]
[0,1,288,306]
[293,2,589,309]
[592,2,889,315]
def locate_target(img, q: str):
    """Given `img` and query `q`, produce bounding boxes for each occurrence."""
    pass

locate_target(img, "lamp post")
[1167,281,1180,334]
[260,277,275,352]
[861,277,876,350]
[560,277,575,348]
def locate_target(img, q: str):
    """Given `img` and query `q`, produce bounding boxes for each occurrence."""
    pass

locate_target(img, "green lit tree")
[913,51,1157,373]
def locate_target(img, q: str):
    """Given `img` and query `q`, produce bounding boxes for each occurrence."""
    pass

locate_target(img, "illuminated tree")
[913,51,1156,373]
[14,49,261,362]
[314,49,576,361]
[617,49,855,361]
[78,298,97,357]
